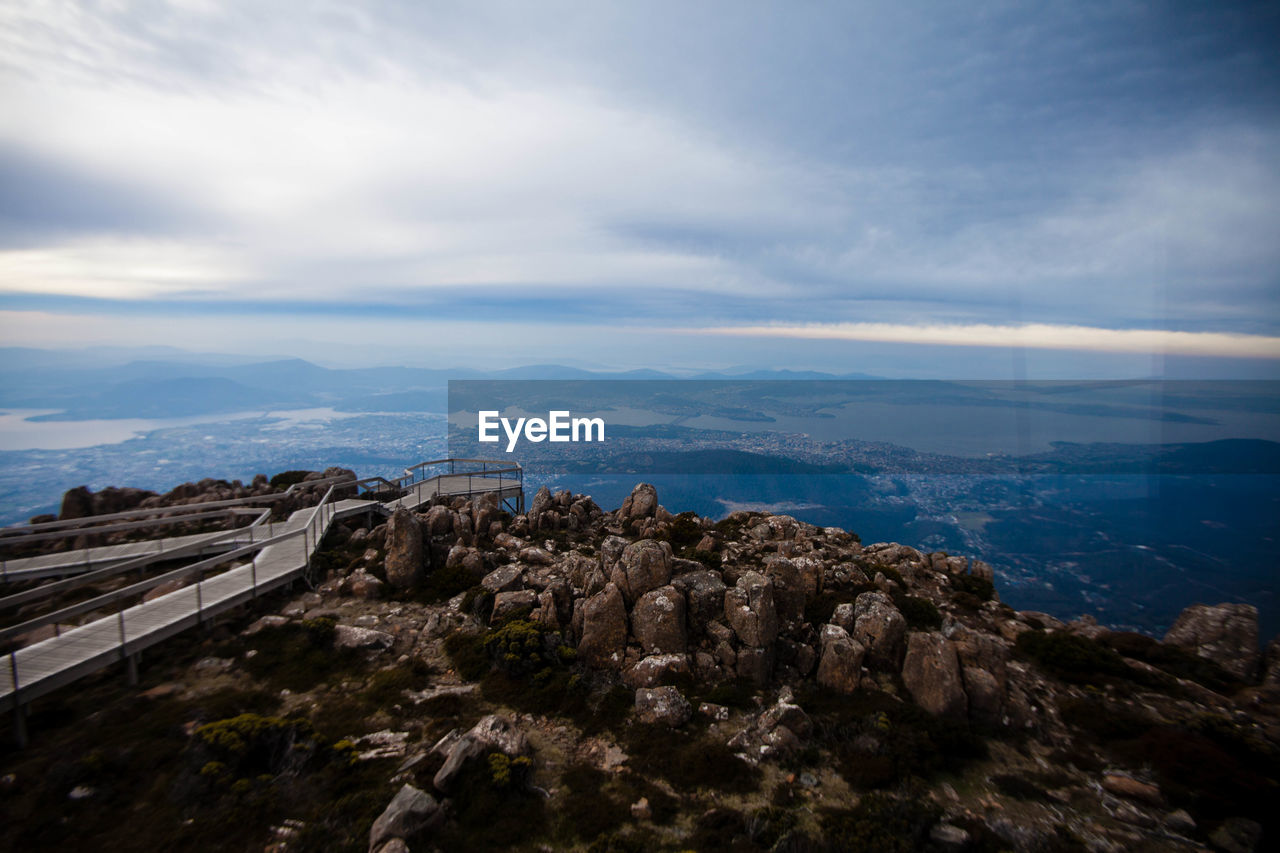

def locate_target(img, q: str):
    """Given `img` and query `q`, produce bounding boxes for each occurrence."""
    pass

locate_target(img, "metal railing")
[0,507,272,608]
[0,472,356,546]
[1,486,337,647]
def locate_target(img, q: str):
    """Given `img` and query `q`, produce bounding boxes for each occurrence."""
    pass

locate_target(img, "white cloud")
[686,322,1280,359]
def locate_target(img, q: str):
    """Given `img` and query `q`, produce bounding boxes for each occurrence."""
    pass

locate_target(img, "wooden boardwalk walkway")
[1,460,522,740]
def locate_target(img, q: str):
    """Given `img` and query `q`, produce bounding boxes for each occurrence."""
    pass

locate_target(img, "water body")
[0,408,372,451]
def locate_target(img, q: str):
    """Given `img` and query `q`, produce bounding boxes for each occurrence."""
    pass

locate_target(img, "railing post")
[251,554,257,596]
[117,609,126,651]
[196,578,203,625]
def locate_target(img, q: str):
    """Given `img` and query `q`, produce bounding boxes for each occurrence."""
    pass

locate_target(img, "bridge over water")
[0,459,522,746]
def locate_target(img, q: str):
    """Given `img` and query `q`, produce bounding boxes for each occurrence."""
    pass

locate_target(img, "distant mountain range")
[0,347,884,420]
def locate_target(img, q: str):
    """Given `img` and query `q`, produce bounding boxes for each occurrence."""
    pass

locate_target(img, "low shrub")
[819,792,939,853]
[240,617,363,692]
[891,593,942,630]
[269,470,312,489]
[1101,631,1241,693]
[950,572,995,601]
[620,724,760,794]
[1016,630,1130,683]
[798,686,986,790]
[443,631,491,682]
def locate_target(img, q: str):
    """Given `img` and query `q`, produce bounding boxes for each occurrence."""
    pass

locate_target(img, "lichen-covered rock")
[490,589,539,624]
[724,571,779,648]
[671,569,726,634]
[610,539,673,605]
[635,686,692,726]
[528,485,553,521]
[577,582,628,668]
[619,482,659,519]
[421,504,452,537]
[368,784,441,853]
[431,715,529,792]
[334,624,394,650]
[632,585,687,654]
[902,631,967,719]
[624,653,692,688]
[384,506,425,590]
[1163,602,1260,682]
[816,624,864,694]
[480,564,523,594]
[736,645,774,685]
[850,591,907,670]
[764,556,804,622]
[341,570,384,600]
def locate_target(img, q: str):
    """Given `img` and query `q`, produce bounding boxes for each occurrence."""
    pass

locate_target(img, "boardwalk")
[1,460,522,742]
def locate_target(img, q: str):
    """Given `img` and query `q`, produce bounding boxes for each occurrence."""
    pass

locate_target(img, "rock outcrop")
[384,506,425,590]
[1162,602,1261,681]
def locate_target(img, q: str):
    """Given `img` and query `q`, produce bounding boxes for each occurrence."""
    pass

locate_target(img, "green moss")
[486,752,533,789]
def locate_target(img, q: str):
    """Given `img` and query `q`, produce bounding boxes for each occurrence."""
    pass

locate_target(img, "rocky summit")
[3,479,1279,853]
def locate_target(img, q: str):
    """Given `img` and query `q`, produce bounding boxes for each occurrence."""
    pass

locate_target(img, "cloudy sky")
[1,0,1278,374]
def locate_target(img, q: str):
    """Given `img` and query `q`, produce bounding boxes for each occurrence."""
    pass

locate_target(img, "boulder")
[724,571,779,648]
[624,654,692,688]
[1163,602,1260,682]
[1264,634,1280,688]
[490,590,539,624]
[577,583,628,669]
[431,715,529,792]
[341,570,384,600]
[671,569,726,633]
[1102,774,1163,806]
[610,539,673,605]
[528,486,553,521]
[816,624,864,694]
[481,564,523,594]
[850,591,907,670]
[764,556,804,622]
[384,507,425,590]
[519,546,554,566]
[368,784,442,852]
[635,686,692,726]
[620,483,659,519]
[334,625,395,650]
[632,585,687,654]
[1208,816,1262,853]
[421,505,452,537]
[902,632,967,719]
[735,646,774,685]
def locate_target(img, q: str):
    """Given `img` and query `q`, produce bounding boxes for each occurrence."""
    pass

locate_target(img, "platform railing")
[0,486,337,648]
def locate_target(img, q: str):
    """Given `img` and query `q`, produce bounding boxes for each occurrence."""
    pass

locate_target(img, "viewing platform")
[0,458,522,745]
